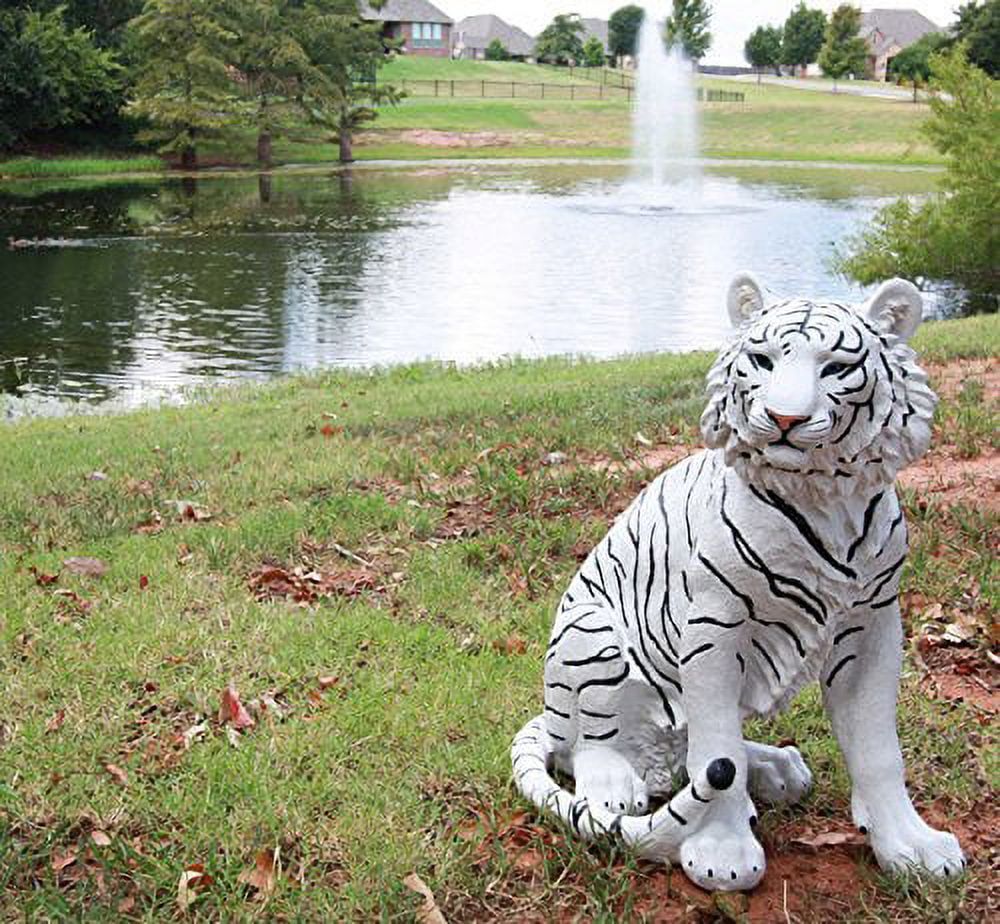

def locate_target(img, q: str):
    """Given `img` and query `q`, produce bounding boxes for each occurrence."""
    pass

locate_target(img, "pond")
[0,161,945,409]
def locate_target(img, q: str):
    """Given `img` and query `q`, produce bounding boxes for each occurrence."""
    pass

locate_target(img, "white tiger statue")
[511,274,965,892]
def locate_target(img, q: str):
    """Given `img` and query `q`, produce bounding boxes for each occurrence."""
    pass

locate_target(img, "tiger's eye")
[822,361,849,377]
[750,353,773,372]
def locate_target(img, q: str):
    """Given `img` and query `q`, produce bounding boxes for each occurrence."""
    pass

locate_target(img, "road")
[728,74,925,102]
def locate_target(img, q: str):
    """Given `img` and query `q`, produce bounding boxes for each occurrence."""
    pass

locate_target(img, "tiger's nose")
[766,410,810,432]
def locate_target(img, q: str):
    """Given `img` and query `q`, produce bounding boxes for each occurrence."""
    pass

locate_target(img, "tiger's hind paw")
[746,741,812,805]
[573,747,649,815]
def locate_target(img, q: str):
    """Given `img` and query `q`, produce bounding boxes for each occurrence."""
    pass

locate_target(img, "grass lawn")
[0,314,996,920]
[0,63,942,179]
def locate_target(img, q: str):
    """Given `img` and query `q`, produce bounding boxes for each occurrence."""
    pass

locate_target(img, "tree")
[609,4,644,62]
[226,0,316,167]
[665,0,713,63]
[838,46,998,304]
[582,36,606,67]
[534,14,585,65]
[744,25,783,83]
[295,2,401,163]
[126,0,237,169]
[0,6,121,149]
[954,0,1000,76]
[890,31,950,101]
[818,4,867,90]
[781,2,826,73]
[485,38,510,61]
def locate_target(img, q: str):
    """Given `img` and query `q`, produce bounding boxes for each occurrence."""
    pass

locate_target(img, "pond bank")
[0,316,995,919]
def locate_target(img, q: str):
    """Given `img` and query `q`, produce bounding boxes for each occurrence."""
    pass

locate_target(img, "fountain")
[632,3,700,187]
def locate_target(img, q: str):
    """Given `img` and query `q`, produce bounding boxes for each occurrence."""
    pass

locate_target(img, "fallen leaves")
[62,557,108,579]
[248,564,379,605]
[29,566,59,586]
[219,685,255,731]
[177,863,213,911]
[403,872,447,924]
[492,636,528,656]
[45,709,66,734]
[238,848,279,901]
[791,830,865,849]
[104,763,129,787]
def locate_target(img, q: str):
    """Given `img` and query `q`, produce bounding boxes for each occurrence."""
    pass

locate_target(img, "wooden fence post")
[450,80,454,97]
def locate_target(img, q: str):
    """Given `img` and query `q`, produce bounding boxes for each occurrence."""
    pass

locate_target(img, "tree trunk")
[258,173,272,204]
[339,132,354,164]
[180,146,197,171]
[257,131,273,168]
[912,81,918,103]
[757,68,762,85]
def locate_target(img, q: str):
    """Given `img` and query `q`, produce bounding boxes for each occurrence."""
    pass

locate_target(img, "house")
[358,0,453,58]
[581,17,611,63]
[861,9,944,81]
[453,14,535,61]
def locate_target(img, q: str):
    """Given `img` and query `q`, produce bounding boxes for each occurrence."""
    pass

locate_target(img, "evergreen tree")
[781,2,826,72]
[295,2,400,163]
[535,14,586,65]
[225,0,315,167]
[582,36,606,67]
[126,0,237,169]
[818,4,867,91]
[744,25,783,83]
[609,5,645,62]
[665,0,713,64]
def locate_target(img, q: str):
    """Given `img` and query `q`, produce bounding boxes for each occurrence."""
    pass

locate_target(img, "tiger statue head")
[701,273,937,497]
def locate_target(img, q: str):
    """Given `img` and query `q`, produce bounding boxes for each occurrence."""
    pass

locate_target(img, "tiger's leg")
[544,604,649,815]
[745,740,812,805]
[676,607,766,891]
[823,603,964,877]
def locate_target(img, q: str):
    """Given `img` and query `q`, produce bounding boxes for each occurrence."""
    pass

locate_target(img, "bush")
[485,38,509,61]
[838,46,998,304]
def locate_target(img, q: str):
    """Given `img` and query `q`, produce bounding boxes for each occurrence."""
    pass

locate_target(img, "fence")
[397,79,745,105]
[398,79,633,100]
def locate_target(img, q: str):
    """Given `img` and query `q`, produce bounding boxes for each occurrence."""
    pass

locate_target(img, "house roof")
[454,14,534,56]
[358,0,453,25]
[861,9,943,48]
[581,17,609,52]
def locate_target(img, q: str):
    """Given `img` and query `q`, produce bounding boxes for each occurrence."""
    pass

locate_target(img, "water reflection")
[0,163,944,407]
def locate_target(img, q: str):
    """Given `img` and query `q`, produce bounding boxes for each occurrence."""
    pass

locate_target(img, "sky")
[436,1,960,65]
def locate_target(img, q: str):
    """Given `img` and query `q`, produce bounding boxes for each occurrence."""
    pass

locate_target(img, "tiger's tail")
[511,714,735,863]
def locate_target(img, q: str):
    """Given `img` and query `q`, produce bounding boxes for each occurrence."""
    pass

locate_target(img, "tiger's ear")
[726,273,766,327]
[864,278,923,342]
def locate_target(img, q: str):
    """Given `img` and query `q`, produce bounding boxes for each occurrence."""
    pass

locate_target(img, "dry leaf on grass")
[63,557,108,578]
[403,873,447,924]
[51,851,78,872]
[91,830,112,847]
[45,709,65,733]
[492,636,527,656]
[791,831,865,848]
[238,848,279,900]
[177,864,213,911]
[219,685,255,730]
[29,566,59,586]
[104,763,129,786]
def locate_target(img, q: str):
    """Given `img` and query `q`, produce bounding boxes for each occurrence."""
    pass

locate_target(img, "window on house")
[412,22,442,46]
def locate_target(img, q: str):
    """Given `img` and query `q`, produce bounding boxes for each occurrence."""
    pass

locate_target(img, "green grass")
[0,155,165,180]
[0,65,944,180]
[0,316,996,920]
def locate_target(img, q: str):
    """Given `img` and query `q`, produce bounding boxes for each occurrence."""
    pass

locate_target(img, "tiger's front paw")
[747,741,812,805]
[854,798,965,878]
[679,821,766,891]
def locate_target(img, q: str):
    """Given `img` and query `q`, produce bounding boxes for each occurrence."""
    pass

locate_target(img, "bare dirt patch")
[926,358,999,402]
[898,449,1000,513]
[918,646,999,716]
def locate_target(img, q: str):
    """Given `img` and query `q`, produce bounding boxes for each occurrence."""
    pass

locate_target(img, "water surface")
[0,162,944,408]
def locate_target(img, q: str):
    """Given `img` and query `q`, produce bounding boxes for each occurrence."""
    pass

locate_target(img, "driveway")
[729,74,924,101]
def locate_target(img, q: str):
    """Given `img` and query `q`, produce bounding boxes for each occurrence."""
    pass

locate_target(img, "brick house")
[358,0,453,57]
[861,9,944,81]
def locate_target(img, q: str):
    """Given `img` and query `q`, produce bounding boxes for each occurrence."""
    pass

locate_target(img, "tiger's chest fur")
[558,448,908,728]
